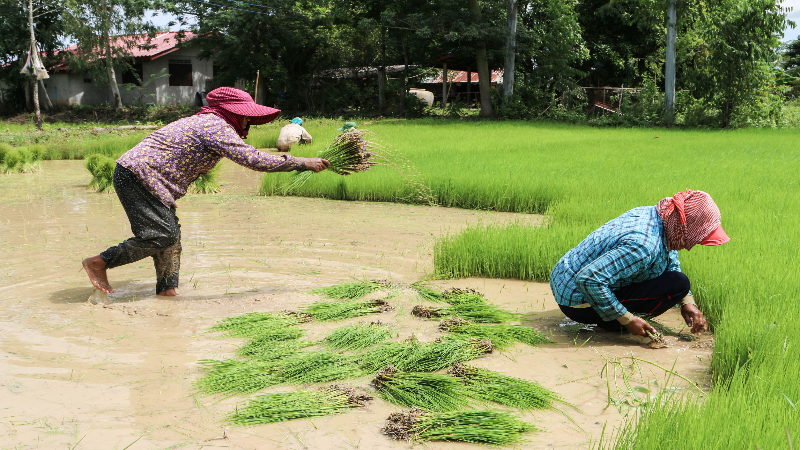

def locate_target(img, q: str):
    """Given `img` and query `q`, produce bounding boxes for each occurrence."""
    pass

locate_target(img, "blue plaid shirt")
[550,206,682,322]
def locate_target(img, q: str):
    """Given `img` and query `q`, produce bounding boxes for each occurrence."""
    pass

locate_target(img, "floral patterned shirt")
[118,114,303,207]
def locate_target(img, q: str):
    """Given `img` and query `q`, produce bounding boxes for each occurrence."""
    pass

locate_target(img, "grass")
[448,363,559,411]
[227,386,372,425]
[323,322,394,350]
[373,366,471,411]
[0,143,43,173]
[439,318,550,350]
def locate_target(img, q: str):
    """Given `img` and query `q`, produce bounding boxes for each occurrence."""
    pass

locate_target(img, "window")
[122,63,143,86]
[169,63,193,86]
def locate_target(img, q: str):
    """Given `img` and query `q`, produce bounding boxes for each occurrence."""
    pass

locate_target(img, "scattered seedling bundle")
[84,152,223,194]
[382,409,536,445]
[0,143,43,174]
[413,289,519,323]
[194,281,555,445]
[439,318,550,350]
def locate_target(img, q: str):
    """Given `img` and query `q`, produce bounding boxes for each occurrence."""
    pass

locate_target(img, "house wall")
[39,47,222,107]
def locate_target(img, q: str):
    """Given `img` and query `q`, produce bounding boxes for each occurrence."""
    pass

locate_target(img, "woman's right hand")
[302,158,330,173]
[625,316,657,337]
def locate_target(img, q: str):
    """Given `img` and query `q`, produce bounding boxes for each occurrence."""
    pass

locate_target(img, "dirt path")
[0,161,713,449]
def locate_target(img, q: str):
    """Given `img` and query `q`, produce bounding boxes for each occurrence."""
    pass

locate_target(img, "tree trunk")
[664,0,677,123]
[24,77,32,112]
[399,34,407,115]
[468,0,493,116]
[102,0,123,111]
[378,26,386,114]
[28,0,42,129]
[503,0,518,105]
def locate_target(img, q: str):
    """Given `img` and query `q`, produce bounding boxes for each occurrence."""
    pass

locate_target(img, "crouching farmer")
[82,88,329,296]
[550,190,729,337]
[276,117,313,152]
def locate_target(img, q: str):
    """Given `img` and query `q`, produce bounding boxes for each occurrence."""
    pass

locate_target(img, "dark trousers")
[100,164,181,294]
[559,271,690,331]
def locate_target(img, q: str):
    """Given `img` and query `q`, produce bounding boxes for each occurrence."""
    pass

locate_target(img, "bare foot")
[157,288,178,296]
[82,256,114,294]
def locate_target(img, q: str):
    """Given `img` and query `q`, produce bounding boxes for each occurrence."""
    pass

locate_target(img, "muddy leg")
[82,255,114,293]
[154,237,181,296]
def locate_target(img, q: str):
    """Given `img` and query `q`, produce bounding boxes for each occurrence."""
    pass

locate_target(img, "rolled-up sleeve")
[202,122,304,172]
[574,240,651,321]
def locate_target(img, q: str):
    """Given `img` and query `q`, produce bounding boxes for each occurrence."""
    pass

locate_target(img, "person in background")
[550,189,729,337]
[338,121,357,133]
[276,117,313,152]
[82,87,330,296]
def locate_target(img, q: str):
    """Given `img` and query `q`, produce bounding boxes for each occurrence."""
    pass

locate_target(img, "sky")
[148,2,800,42]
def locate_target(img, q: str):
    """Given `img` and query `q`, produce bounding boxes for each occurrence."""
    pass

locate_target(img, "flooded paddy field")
[0,161,712,449]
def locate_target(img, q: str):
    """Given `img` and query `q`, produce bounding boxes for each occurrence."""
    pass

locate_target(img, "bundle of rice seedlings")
[276,351,365,384]
[323,322,393,350]
[281,129,376,194]
[357,339,423,372]
[311,280,389,300]
[303,298,392,321]
[228,385,372,425]
[188,164,221,194]
[373,366,471,411]
[442,287,483,300]
[412,302,518,323]
[439,318,549,350]
[238,338,313,359]
[210,311,306,338]
[382,409,535,445]
[409,282,444,303]
[399,338,494,372]
[85,154,117,192]
[448,363,559,410]
[194,359,283,394]
[0,144,43,174]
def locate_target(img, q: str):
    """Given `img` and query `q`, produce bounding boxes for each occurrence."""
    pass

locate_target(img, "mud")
[0,161,713,449]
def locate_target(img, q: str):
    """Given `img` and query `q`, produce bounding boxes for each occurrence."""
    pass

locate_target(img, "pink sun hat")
[206,87,281,125]
[700,225,730,246]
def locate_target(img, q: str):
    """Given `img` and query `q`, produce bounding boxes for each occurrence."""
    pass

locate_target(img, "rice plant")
[0,144,43,174]
[302,298,392,321]
[85,154,116,192]
[194,359,283,395]
[188,164,222,194]
[310,280,389,299]
[412,302,518,323]
[372,366,471,411]
[238,338,312,359]
[409,282,445,302]
[398,338,494,372]
[228,385,372,425]
[357,339,423,372]
[210,311,306,338]
[323,322,393,350]
[382,409,535,445]
[448,363,558,410]
[276,351,365,384]
[439,318,549,350]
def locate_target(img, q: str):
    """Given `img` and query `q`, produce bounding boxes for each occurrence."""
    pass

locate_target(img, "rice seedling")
[439,318,549,349]
[412,301,518,323]
[276,351,365,384]
[0,144,43,174]
[382,409,535,445]
[310,280,390,299]
[302,298,393,321]
[85,154,117,192]
[280,129,377,194]
[194,359,283,395]
[357,339,423,372]
[188,164,221,194]
[372,366,471,411]
[448,363,559,411]
[398,338,494,372]
[323,322,393,350]
[209,311,305,338]
[238,337,313,359]
[227,385,372,425]
[409,282,445,302]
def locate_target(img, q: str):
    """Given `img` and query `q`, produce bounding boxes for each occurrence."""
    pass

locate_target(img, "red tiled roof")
[430,69,504,83]
[50,31,197,72]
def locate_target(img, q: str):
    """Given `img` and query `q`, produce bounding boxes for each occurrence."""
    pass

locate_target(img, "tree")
[63,0,156,110]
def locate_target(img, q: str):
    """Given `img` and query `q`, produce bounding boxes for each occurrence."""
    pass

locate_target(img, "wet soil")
[0,161,713,449]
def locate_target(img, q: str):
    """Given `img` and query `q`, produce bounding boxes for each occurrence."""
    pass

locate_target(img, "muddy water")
[0,161,712,449]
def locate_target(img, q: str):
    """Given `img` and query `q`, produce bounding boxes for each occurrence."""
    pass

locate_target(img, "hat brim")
[219,103,281,125]
[700,225,730,246]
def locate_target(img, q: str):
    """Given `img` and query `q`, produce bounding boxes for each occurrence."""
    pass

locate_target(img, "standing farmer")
[82,87,330,296]
[550,190,729,337]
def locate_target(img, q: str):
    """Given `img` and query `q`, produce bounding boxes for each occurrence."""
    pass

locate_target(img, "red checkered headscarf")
[656,190,722,251]
[197,87,281,138]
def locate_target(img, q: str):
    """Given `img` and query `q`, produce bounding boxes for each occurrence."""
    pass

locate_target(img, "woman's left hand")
[681,304,708,334]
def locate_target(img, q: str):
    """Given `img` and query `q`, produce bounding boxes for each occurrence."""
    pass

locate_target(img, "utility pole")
[503,0,518,105]
[664,0,677,123]
[28,0,42,130]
